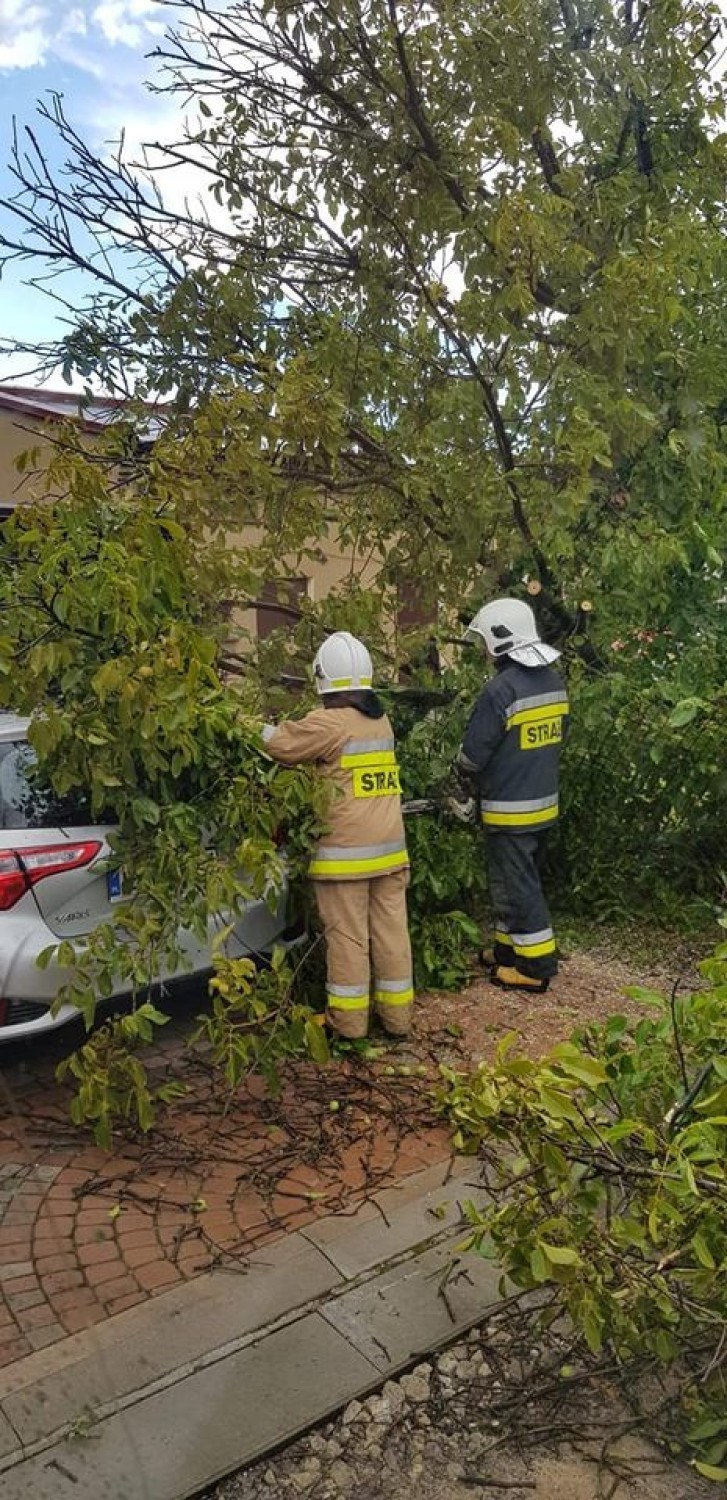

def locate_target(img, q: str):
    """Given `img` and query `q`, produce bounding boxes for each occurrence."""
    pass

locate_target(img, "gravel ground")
[416,938,711,1073]
[210,1309,714,1500]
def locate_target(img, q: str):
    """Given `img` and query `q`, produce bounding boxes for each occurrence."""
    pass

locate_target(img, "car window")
[0,742,98,830]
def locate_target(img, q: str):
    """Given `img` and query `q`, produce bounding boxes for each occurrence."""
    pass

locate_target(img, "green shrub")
[437,940,727,1478]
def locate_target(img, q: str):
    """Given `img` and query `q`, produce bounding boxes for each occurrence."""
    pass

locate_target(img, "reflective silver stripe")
[328,983,370,998]
[375,978,413,994]
[342,737,395,756]
[510,928,554,948]
[261,724,277,743]
[482,796,557,814]
[313,840,407,862]
[457,748,479,772]
[511,933,556,956]
[505,693,568,721]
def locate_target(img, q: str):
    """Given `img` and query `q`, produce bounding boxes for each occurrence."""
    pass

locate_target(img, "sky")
[0,0,185,386]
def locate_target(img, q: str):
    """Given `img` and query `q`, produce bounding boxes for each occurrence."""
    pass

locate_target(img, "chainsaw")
[402,792,476,825]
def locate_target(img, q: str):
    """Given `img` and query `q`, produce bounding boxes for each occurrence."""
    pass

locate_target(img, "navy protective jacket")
[459,662,569,833]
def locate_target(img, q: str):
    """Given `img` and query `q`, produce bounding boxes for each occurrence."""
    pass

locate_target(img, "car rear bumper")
[0,893,298,1044]
[0,996,81,1040]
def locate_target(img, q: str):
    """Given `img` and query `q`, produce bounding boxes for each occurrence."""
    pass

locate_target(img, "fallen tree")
[438,942,727,1481]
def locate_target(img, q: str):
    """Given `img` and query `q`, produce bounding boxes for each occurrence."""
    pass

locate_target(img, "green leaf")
[551,1045,607,1086]
[540,1242,582,1267]
[624,987,666,1008]
[668,699,704,728]
[304,1019,330,1064]
[694,1462,727,1482]
[530,1246,548,1282]
[689,1418,727,1443]
[583,1310,604,1354]
[136,1004,171,1028]
[131,797,161,825]
[542,1142,568,1176]
[692,1233,716,1270]
[539,1087,581,1123]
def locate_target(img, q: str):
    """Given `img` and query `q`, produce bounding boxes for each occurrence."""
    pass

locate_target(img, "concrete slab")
[0,1159,504,1500]
[2,1231,341,1444]
[321,1231,502,1371]
[0,1312,379,1500]
[303,1159,487,1277]
[0,1410,19,1461]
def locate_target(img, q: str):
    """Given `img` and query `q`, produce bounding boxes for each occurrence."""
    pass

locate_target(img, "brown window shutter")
[256,577,308,639]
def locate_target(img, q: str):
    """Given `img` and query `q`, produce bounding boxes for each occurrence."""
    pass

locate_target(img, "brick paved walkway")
[0,1012,450,1371]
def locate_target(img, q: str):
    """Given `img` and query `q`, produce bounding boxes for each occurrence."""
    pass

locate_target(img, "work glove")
[444,791,477,825]
[441,766,477,826]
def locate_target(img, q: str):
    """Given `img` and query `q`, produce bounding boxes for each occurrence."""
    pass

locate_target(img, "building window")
[396,581,440,680]
[396,580,437,633]
[256,577,308,639]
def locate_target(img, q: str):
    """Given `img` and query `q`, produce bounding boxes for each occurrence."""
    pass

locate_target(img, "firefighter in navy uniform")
[262,632,413,1039]
[454,598,569,993]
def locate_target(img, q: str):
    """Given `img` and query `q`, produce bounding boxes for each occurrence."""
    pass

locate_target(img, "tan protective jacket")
[263,706,409,881]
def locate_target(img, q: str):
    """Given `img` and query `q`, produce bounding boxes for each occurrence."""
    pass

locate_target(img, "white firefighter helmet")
[464,597,560,667]
[313,631,373,695]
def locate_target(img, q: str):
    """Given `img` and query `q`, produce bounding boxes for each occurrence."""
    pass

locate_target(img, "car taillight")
[0,853,27,911]
[0,842,103,912]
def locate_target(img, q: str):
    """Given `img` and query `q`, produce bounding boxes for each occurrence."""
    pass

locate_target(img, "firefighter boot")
[491,965,549,995]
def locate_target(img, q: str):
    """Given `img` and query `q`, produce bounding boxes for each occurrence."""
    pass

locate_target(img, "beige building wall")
[228,520,386,646]
[0,390,434,660]
[0,398,392,639]
[0,407,60,511]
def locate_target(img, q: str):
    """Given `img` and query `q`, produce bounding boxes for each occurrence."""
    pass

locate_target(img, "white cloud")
[91,0,163,48]
[0,0,93,71]
[0,0,50,69]
[90,89,224,226]
[0,0,168,71]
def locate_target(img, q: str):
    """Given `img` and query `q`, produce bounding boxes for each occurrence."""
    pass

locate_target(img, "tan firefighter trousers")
[314,868,414,1039]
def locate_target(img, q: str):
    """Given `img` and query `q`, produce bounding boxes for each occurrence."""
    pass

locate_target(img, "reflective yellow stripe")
[512,938,556,958]
[328,677,373,689]
[494,930,513,946]
[374,987,414,1006]
[341,747,395,768]
[311,850,410,877]
[327,992,369,1011]
[481,805,558,827]
[506,701,569,729]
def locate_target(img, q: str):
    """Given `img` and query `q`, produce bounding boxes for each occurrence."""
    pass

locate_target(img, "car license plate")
[107,868,124,902]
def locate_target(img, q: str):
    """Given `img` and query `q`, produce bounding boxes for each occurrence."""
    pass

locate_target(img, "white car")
[0,714,292,1043]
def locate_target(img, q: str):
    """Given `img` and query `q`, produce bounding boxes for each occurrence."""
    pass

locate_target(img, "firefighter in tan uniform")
[262,633,413,1039]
